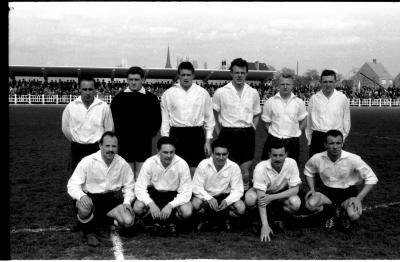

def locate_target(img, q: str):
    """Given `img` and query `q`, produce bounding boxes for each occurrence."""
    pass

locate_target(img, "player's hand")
[207,198,219,211]
[258,194,273,208]
[79,195,93,210]
[305,190,315,200]
[260,224,274,242]
[148,201,161,220]
[160,204,173,220]
[122,203,133,214]
[217,200,228,211]
[348,197,363,216]
[204,140,212,157]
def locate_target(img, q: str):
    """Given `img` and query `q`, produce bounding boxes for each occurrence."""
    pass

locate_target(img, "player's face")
[321,75,336,94]
[278,78,293,98]
[179,69,194,89]
[127,73,143,92]
[269,147,287,171]
[212,147,229,169]
[159,144,176,167]
[100,135,118,162]
[80,80,96,105]
[230,66,248,88]
[325,135,343,159]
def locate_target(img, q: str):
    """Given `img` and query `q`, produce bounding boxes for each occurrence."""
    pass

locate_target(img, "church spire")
[165,45,172,68]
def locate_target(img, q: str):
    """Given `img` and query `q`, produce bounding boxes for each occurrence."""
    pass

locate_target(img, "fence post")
[109,95,112,104]
[56,95,59,104]
[42,94,44,104]
[69,95,72,103]
[379,99,381,107]
[390,99,392,107]
[369,99,371,106]
[28,94,31,104]
[14,94,17,104]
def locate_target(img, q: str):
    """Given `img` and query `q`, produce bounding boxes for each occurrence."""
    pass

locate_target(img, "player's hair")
[78,74,96,86]
[127,66,145,78]
[320,69,337,81]
[211,138,230,153]
[269,138,287,153]
[157,136,177,150]
[99,131,118,144]
[230,58,249,72]
[325,129,343,142]
[178,61,195,74]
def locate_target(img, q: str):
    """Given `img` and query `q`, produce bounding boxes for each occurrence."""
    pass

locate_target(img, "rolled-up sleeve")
[160,93,170,137]
[252,163,268,192]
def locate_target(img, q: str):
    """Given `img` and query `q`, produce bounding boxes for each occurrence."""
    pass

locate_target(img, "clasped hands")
[207,198,228,212]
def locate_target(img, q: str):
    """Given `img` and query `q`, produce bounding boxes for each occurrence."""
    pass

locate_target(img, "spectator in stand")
[110,66,161,180]
[62,74,114,171]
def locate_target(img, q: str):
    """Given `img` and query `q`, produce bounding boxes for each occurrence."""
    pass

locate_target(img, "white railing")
[8,94,400,107]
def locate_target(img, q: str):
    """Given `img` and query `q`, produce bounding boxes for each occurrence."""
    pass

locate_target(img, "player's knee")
[76,203,93,219]
[347,206,360,221]
[305,195,320,211]
[245,189,257,207]
[120,213,135,228]
[231,200,246,216]
[286,195,301,212]
[133,200,146,215]
[179,202,193,219]
[191,197,203,211]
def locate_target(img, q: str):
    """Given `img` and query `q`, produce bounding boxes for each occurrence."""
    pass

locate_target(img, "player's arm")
[257,189,273,242]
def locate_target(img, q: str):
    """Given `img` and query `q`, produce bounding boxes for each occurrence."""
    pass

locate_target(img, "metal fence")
[8,94,400,107]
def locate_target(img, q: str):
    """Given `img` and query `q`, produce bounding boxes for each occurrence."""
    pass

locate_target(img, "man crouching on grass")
[191,138,245,231]
[67,131,136,247]
[245,139,302,242]
[304,129,378,233]
[133,136,193,236]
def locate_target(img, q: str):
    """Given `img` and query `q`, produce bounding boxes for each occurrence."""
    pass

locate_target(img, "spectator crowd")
[8,78,400,100]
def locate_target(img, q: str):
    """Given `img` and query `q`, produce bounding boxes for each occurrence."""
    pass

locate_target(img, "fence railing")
[8,94,400,107]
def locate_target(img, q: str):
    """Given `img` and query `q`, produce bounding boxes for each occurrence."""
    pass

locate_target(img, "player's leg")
[240,160,253,191]
[75,195,99,246]
[305,191,331,212]
[107,204,135,228]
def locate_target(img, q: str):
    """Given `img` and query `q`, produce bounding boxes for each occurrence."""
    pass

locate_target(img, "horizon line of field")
[10,200,400,234]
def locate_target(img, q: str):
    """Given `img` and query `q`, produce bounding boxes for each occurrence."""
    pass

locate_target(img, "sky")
[8,2,400,78]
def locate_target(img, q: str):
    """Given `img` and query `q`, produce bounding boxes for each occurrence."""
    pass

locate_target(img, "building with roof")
[352,59,393,90]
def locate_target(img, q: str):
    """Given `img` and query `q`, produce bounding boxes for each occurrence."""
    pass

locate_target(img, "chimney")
[373,59,377,64]
[255,61,260,70]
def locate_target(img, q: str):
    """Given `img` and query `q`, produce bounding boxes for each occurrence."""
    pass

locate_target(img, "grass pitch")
[9,105,400,259]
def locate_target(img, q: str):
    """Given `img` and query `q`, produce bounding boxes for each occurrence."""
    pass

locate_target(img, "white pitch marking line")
[110,229,125,260]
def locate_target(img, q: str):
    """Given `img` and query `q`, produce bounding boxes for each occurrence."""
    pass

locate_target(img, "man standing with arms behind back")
[160,61,215,177]
[305,69,351,158]
[62,75,114,171]
[261,72,308,164]
[213,58,262,191]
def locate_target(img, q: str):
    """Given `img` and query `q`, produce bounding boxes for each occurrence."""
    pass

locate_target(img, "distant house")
[393,73,400,88]
[248,61,271,71]
[352,59,393,90]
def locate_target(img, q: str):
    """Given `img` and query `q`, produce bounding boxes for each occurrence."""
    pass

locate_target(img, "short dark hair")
[99,131,118,144]
[320,69,337,81]
[78,74,95,86]
[230,58,248,72]
[127,66,144,78]
[157,136,177,150]
[211,138,229,152]
[178,61,195,74]
[325,129,343,142]
[269,138,287,153]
